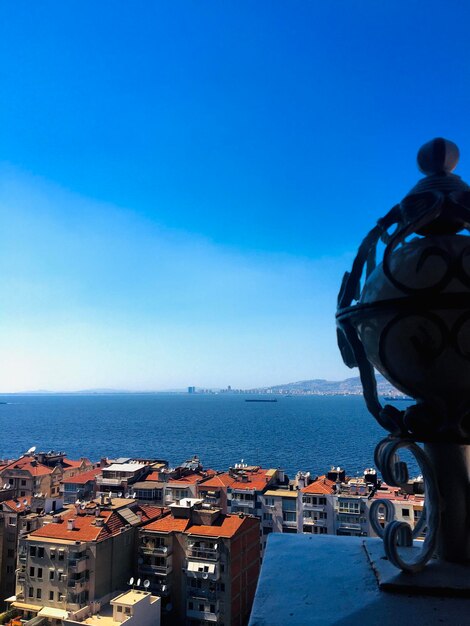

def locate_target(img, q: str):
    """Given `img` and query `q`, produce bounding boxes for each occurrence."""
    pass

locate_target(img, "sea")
[0,394,416,478]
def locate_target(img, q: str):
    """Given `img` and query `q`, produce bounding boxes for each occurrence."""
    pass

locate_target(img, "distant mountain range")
[260,374,403,396]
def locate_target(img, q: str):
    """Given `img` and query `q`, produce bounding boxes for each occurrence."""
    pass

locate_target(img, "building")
[138,498,260,625]
[8,497,166,623]
[300,475,336,535]
[61,468,102,505]
[64,589,161,626]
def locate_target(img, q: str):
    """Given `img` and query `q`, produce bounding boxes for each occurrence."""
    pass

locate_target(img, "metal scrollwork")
[370,437,440,573]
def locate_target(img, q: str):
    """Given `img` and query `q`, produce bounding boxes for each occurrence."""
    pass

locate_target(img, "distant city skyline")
[2,2,470,391]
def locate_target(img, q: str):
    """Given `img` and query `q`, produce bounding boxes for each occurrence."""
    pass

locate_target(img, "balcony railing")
[187,609,218,622]
[141,544,171,556]
[140,562,173,575]
[187,548,219,561]
[188,588,218,602]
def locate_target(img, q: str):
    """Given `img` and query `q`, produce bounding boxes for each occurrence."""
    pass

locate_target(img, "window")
[9,479,13,485]
[8,517,16,526]
[49,570,54,581]
[49,591,54,600]
[38,547,44,558]
[264,497,275,506]
[263,512,272,521]
[117,607,122,613]
[37,567,43,579]
[36,588,41,599]
[21,480,26,486]
[402,508,410,517]
[319,498,327,505]
[30,566,35,577]
[263,527,273,535]
[20,491,25,497]
[30,546,36,557]
[283,511,297,522]
[58,550,64,561]
[28,587,34,598]
[7,549,14,558]
[50,549,56,560]
[6,565,13,574]
[282,499,296,512]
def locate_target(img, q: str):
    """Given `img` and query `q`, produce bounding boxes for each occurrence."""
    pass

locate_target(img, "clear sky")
[1,1,470,391]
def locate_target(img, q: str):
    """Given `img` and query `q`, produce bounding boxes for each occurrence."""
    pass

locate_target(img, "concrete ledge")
[249,534,470,625]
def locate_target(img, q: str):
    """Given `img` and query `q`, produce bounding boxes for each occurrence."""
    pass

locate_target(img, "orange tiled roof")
[143,515,189,533]
[137,505,168,523]
[30,509,125,542]
[197,473,238,489]
[145,471,161,482]
[62,468,102,485]
[301,476,336,495]
[226,469,273,491]
[1,456,53,477]
[188,514,255,538]
[3,495,32,513]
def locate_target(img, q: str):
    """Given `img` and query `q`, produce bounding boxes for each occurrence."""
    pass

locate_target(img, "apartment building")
[197,473,238,514]
[0,496,60,608]
[0,452,94,500]
[137,498,260,626]
[9,497,166,623]
[300,476,336,535]
[61,468,102,505]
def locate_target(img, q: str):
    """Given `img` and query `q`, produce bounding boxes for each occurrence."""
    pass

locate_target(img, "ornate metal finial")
[336,139,470,575]
[417,137,459,175]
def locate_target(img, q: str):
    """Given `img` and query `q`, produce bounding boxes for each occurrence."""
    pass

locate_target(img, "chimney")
[67,518,76,531]
[95,517,105,527]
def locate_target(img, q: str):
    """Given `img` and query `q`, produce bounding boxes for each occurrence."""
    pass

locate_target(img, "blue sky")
[1,1,470,391]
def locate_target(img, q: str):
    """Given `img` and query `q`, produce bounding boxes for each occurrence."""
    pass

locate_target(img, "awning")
[38,607,69,619]
[11,601,42,611]
[187,561,215,574]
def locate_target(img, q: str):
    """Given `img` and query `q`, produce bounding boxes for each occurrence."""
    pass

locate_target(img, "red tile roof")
[226,469,274,491]
[62,468,102,485]
[188,514,255,538]
[1,456,53,477]
[143,515,189,533]
[31,510,125,542]
[137,505,168,523]
[3,496,32,513]
[145,471,160,482]
[301,476,336,495]
[197,474,238,489]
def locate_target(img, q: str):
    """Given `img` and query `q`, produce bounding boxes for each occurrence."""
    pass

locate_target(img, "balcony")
[97,477,123,486]
[185,560,219,581]
[68,557,88,574]
[141,543,171,556]
[67,574,88,591]
[187,609,218,622]
[188,588,218,602]
[187,547,220,561]
[230,498,255,509]
[140,561,173,576]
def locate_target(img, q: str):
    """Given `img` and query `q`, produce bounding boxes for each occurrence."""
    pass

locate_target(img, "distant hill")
[260,374,402,396]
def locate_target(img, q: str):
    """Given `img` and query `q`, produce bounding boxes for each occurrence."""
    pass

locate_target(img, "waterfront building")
[8,497,166,623]
[138,498,260,625]
[196,473,239,514]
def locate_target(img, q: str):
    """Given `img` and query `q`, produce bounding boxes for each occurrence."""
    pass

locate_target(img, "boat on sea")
[245,398,278,403]
[383,395,412,401]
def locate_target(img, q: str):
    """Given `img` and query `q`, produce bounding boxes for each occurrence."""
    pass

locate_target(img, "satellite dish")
[23,499,27,505]
[162,546,167,553]
[136,578,141,587]
[16,502,21,508]
[75,500,80,505]
[118,492,123,498]
[162,585,167,592]
[143,579,150,589]
[125,493,130,499]
[80,503,86,510]
[203,573,208,579]
[132,492,136,498]
[108,491,112,498]
[129,577,134,586]
[214,543,218,550]
[26,446,36,455]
